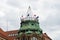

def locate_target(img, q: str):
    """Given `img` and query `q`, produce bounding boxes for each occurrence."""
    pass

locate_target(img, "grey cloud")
[42,0,60,10]
[7,0,20,7]
[42,13,60,26]
[40,13,60,40]
[28,0,39,1]
[7,0,40,9]
[0,4,20,31]
[40,13,60,32]
[40,4,60,39]
[0,0,60,40]
[54,4,60,10]
[7,0,28,8]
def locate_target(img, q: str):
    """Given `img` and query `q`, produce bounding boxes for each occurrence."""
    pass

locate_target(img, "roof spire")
[27,6,31,11]
[27,6,32,17]
[21,6,39,21]
[28,6,31,11]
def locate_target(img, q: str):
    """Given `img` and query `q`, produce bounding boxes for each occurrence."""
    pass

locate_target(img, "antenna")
[6,14,8,31]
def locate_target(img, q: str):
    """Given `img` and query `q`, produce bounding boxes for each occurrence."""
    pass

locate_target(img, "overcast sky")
[0,0,60,40]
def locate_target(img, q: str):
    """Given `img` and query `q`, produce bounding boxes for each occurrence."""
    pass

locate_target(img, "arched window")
[21,37,27,40]
[31,37,37,40]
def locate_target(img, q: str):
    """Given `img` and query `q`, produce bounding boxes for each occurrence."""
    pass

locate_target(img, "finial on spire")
[27,6,32,17]
[28,6,31,10]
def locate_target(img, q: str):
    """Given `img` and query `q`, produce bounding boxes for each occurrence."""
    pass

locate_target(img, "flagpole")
[6,13,8,31]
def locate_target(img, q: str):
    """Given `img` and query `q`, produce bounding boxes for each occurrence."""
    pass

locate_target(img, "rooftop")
[20,6,39,21]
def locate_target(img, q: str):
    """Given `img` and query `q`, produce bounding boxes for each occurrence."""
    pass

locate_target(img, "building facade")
[0,28,8,40]
[17,6,52,40]
[0,28,52,40]
[0,7,52,40]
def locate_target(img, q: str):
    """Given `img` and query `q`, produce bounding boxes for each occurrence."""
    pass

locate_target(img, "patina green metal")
[18,6,43,37]
[19,20,43,36]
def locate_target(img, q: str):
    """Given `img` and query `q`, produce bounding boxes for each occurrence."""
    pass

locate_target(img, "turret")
[18,6,42,36]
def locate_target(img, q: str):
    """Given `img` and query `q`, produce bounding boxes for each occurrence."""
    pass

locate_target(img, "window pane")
[31,37,37,40]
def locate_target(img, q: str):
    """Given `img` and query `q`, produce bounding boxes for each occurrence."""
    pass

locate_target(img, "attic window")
[8,34,18,36]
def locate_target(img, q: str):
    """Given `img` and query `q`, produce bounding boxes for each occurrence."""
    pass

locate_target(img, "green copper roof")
[20,20,40,30]
[35,31,40,34]
[19,20,43,35]
[20,26,40,30]
[25,31,33,34]
[18,6,43,36]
